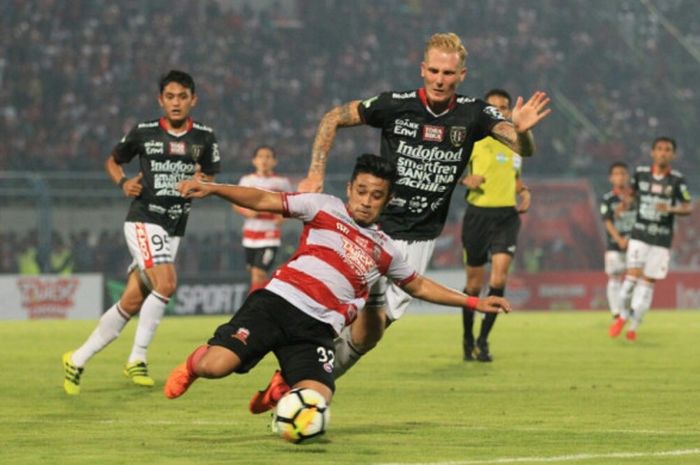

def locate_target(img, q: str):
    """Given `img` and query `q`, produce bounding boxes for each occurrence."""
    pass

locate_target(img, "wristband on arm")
[118,176,128,188]
[464,296,480,311]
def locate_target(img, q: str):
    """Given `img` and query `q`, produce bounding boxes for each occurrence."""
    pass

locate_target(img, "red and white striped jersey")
[265,193,418,334]
[238,173,292,248]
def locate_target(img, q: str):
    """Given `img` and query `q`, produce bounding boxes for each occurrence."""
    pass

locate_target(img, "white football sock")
[606,277,623,316]
[628,281,654,331]
[618,276,637,320]
[128,291,169,363]
[333,325,365,380]
[71,304,130,367]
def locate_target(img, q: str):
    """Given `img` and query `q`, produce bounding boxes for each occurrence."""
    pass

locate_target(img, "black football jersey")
[113,117,221,236]
[630,166,691,248]
[358,88,506,240]
[600,190,636,251]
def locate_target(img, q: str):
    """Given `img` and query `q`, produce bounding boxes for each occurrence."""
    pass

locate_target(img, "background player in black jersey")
[600,162,635,319]
[609,137,692,341]
[460,89,531,362]
[62,70,221,395]
[289,32,551,380]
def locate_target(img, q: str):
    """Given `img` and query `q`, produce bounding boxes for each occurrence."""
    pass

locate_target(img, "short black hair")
[350,154,397,189]
[484,88,512,105]
[253,145,276,158]
[609,161,629,174]
[159,70,196,94]
[652,136,676,151]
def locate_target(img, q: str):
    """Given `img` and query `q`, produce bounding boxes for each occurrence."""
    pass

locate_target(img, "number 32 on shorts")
[317,347,335,369]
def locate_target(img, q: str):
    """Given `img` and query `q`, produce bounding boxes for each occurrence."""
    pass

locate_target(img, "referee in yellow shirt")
[461,89,531,362]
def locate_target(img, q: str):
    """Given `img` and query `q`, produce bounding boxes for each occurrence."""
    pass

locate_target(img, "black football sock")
[478,287,504,342]
[462,288,475,345]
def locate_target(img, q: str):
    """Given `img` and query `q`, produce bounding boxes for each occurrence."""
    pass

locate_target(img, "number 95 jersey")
[113,117,221,236]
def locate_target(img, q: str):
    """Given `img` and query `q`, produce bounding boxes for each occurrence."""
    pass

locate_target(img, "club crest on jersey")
[231,327,250,345]
[190,144,203,161]
[449,126,467,147]
[422,125,444,142]
[169,141,186,155]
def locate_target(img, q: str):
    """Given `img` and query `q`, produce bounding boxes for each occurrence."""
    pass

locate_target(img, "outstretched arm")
[490,91,551,157]
[178,180,284,214]
[299,100,364,192]
[402,275,511,314]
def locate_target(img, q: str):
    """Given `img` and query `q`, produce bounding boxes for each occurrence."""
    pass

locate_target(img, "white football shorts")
[604,250,627,276]
[124,222,181,272]
[367,238,436,321]
[626,238,670,280]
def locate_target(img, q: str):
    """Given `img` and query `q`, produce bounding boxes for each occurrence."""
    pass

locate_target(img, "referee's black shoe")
[475,339,493,362]
[463,339,475,361]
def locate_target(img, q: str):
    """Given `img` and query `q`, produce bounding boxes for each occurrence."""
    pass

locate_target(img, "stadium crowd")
[1,0,699,177]
[2,0,699,277]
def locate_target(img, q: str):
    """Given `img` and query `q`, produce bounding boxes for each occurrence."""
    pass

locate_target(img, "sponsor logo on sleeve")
[212,143,220,163]
[391,91,416,99]
[483,105,506,121]
[422,125,445,142]
[362,96,379,108]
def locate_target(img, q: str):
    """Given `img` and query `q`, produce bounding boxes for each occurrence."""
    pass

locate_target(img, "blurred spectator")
[1,0,699,178]
[49,232,74,275]
[17,230,41,275]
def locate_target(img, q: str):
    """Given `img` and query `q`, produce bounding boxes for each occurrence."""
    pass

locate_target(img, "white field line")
[6,418,700,436]
[375,448,700,465]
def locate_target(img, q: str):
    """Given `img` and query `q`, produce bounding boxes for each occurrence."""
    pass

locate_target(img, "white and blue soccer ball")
[272,388,330,444]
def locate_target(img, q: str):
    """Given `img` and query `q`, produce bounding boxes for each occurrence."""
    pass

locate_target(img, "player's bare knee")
[154,278,177,297]
[196,356,233,378]
[118,298,142,315]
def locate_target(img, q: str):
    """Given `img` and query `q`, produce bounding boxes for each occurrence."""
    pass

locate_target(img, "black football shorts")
[208,289,336,392]
[461,205,521,267]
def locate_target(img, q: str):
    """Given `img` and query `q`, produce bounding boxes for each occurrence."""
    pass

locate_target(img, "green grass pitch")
[2,310,699,465]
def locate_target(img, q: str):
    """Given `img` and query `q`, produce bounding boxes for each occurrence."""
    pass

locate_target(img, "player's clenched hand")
[461,174,485,189]
[122,173,143,197]
[517,189,531,213]
[511,91,551,133]
[476,296,511,314]
[177,179,213,199]
[298,176,323,193]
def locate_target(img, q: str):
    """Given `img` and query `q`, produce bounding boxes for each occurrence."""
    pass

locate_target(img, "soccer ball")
[273,388,330,443]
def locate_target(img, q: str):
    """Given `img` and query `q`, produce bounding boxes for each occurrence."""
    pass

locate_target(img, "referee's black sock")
[478,287,504,342]
[462,288,475,345]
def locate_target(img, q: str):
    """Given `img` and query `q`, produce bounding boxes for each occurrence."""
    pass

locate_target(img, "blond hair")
[424,33,468,69]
